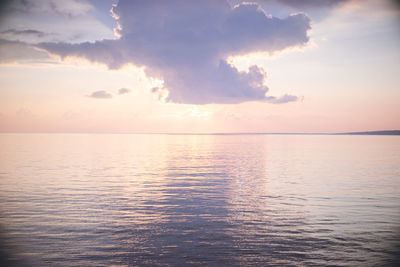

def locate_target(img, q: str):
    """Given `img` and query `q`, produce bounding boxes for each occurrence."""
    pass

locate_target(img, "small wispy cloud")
[118,88,131,95]
[1,29,52,38]
[87,90,113,99]
[265,94,300,104]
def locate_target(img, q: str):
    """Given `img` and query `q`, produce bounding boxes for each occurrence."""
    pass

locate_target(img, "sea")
[0,133,399,266]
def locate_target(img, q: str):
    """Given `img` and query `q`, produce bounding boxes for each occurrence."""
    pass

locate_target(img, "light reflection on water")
[0,134,399,266]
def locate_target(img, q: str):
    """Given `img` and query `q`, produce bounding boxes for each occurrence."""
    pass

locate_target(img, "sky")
[0,0,399,133]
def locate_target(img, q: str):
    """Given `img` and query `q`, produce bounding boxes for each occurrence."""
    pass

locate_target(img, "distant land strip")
[164,130,400,135]
[336,130,400,135]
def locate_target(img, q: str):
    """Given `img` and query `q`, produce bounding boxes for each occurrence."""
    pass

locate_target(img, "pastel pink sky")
[0,0,399,133]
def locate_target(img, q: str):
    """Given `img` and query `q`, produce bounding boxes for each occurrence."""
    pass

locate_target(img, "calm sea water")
[0,134,399,266]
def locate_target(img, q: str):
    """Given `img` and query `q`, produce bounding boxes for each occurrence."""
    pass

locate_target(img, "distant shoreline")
[335,130,400,135]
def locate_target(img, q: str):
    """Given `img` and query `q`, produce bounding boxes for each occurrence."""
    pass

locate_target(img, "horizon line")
[0,130,399,136]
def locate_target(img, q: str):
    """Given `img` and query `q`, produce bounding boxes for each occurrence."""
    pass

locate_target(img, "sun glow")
[186,107,213,118]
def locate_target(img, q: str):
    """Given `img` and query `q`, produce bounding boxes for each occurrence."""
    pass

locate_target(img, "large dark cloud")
[38,0,311,104]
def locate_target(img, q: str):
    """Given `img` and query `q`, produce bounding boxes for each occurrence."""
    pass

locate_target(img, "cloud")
[1,28,52,38]
[1,0,92,17]
[87,90,113,99]
[118,88,131,95]
[265,94,300,104]
[0,38,53,63]
[38,0,311,104]
[256,0,350,9]
[0,0,114,43]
